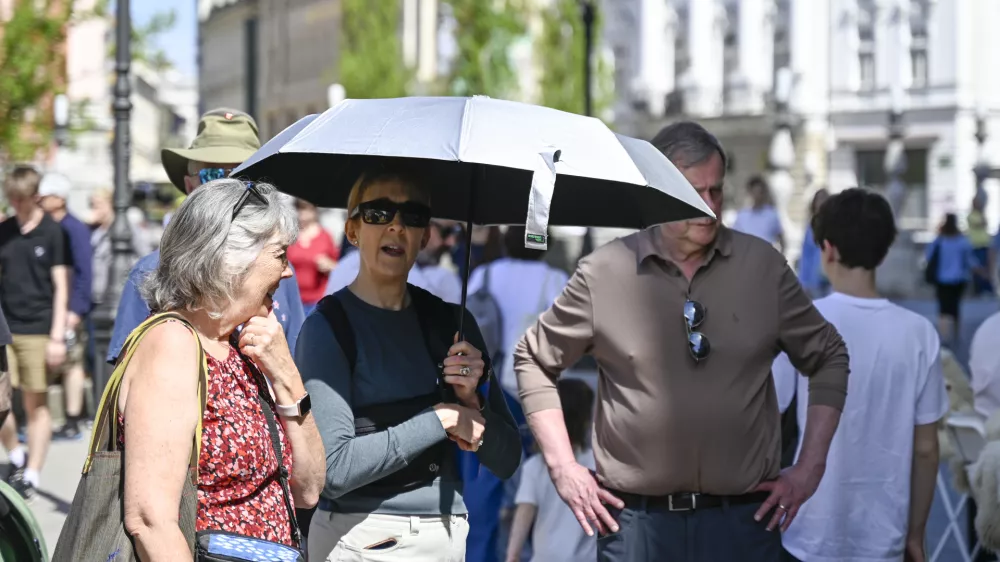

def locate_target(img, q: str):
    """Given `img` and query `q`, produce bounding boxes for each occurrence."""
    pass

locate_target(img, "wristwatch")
[276,393,312,418]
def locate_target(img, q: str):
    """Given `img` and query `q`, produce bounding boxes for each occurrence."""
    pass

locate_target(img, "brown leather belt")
[612,490,771,512]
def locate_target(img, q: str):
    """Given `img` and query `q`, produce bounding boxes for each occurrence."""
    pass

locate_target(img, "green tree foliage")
[0,0,73,162]
[444,0,526,98]
[339,0,410,98]
[536,0,613,118]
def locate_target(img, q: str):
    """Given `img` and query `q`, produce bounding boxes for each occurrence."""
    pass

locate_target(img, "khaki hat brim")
[161,145,259,193]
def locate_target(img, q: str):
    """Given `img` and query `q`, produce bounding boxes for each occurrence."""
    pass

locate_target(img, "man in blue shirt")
[38,172,93,440]
[106,108,304,363]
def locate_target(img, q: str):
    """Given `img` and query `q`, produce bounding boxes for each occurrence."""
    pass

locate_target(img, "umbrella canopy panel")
[234,96,714,229]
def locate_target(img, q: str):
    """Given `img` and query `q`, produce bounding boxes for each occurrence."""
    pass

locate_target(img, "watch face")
[299,394,312,416]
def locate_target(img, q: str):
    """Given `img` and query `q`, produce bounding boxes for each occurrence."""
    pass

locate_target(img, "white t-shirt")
[970,310,1000,418]
[514,450,596,562]
[732,205,783,246]
[773,292,949,562]
[467,259,568,396]
[324,250,463,304]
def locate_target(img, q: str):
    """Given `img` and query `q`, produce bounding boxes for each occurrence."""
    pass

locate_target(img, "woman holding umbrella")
[297,166,521,562]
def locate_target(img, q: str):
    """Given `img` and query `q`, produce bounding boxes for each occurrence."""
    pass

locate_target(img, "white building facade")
[605,0,1000,262]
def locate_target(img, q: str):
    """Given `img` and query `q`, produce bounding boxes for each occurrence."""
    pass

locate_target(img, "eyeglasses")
[683,300,710,362]
[198,167,234,185]
[350,198,432,228]
[232,183,268,221]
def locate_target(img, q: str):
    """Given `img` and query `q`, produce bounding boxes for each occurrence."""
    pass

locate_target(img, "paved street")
[3,297,998,560]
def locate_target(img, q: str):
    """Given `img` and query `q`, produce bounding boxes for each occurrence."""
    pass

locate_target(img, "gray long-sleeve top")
[296,288,521,515]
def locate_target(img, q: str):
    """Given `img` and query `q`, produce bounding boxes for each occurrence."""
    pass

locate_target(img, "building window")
[674,4,689,85]
[910,0,929,88]
[772,1,790,88]
[858,3,876,91]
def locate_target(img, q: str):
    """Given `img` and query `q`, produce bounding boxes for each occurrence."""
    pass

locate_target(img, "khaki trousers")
[308,510,468,562]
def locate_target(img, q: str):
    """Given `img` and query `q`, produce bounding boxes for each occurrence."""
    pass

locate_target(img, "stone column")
[636,0,674,117]
[830,0,861,92]
[683,0,725,117]
[728,0,774,114]
[769,67,796,258]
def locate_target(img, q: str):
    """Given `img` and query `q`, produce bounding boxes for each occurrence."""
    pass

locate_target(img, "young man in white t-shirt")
[773,188,947,562]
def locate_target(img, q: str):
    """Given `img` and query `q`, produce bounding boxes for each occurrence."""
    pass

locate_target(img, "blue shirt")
[926,234,980,285]
[106,249,305,363]
[59,213,93,317]
[797,225,826,294]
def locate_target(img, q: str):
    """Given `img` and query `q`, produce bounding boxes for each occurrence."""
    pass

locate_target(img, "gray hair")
[650,121,728,171]
[141,179,298,318]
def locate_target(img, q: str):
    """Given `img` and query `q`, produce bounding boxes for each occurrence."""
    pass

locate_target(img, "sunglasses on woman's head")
[198,167,234,184]
[351,198,432,228]
[683,300,711,362]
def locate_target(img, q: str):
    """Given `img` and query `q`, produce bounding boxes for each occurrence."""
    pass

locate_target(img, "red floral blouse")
[118,346,295,546]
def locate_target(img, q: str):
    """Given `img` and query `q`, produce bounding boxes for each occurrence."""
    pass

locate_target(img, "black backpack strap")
[316,293,357,373]
[408,283,491,394]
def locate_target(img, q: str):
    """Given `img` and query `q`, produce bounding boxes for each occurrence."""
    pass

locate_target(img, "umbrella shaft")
[457,166,480,342]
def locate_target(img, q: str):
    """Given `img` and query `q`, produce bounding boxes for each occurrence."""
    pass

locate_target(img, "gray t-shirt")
[297,288,521,515]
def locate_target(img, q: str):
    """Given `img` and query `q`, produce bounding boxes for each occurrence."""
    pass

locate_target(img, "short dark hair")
[650,121,727,170]
[811,188,897,270]
[503,226,545,261]
[746,175,768,191]
[558,378,595,452]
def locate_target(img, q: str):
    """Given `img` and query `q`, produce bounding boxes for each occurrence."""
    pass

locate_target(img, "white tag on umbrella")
[525,148,559,250]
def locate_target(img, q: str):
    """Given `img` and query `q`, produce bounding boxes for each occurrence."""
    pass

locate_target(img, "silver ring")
[460,366,471,376]
[476,438,484,448]
[778,504,788,511]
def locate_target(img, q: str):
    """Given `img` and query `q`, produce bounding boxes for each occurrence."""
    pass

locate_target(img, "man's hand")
[46,339,67,369]
[549,461,623,537]
[754,460,825,532]
[904,536,926,562]
[67,312,81,331]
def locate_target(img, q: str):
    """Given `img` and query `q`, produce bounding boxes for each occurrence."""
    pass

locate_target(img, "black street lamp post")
[578,1,596,259]
[91,0,134,403]
[581,0,594,118]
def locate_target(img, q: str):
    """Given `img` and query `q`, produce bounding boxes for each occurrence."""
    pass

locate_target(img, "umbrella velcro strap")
[525,148,560,251]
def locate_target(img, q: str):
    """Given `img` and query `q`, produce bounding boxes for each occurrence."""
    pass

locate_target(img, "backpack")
[466,264,505,366]
[0,480,47,562]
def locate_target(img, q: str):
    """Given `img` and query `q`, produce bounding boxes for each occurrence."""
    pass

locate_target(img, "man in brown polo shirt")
[514,121,849,561]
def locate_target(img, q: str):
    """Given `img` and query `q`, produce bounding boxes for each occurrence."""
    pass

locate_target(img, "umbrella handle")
[457,165,480,342]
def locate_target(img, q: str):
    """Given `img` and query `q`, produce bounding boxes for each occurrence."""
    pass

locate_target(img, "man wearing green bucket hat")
[106,108,305,364]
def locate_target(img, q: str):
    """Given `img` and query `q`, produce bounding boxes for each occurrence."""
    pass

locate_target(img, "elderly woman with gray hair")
[115,179,324,560]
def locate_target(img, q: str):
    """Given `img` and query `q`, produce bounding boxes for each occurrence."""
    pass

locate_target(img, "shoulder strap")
[240,354,303,547]
[316,294,357,373]
[409,283,493,393]
[84,312,208,475]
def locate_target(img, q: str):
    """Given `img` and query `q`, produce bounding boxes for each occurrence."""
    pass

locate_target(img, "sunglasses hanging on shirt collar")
[683,300,710,362]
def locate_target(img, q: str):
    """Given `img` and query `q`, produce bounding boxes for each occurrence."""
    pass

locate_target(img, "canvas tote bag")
[52,312,208,562]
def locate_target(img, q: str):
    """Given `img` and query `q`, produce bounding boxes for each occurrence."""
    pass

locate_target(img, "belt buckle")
[668,493,697,512]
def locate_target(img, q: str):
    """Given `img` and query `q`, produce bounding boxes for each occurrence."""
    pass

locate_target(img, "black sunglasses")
[683,300,710,362]
[232,183,268,220]
[351,198,432,228]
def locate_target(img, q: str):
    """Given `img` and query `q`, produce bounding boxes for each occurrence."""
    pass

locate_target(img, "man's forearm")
[908,428,939,541]
[51,283,68,341]
[526,409,577,471]
[797,404,841,469]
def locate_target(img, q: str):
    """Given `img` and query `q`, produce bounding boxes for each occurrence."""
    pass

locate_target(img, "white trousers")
[308,510,469,562]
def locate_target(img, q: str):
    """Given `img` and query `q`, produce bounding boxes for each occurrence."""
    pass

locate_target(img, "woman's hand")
[434,403,486,452]
[239,311,295,383]
[442,333,485,409]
